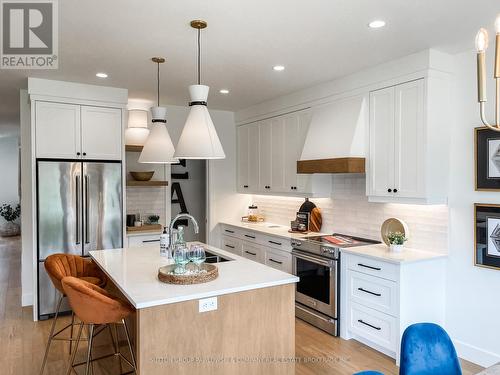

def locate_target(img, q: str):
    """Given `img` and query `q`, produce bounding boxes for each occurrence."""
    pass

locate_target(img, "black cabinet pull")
[243,185,249,188]
[83,152,87,156]
[225,229,235,234]
[77,152,81,156]
[393,188,398,193]
[269,258,283,265]
[269,240,282,246]
[387,188,392,193]
[358,319,381,331]
[142,239,160,243]
[245,250,257,256]
[225,244,235,249]
[244,234,256,239]
[358,287,381,297]
[357,263,381,271]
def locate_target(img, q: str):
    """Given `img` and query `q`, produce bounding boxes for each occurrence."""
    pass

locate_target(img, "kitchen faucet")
[168,213,199,250]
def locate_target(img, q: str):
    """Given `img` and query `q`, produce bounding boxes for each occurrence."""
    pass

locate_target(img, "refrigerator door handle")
[84,175,90,244]
[75,175,81,245]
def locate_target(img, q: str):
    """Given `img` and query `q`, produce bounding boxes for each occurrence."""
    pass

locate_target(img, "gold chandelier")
[476,15,500,131]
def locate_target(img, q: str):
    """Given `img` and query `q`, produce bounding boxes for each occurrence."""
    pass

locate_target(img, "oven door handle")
[292,251,334,267]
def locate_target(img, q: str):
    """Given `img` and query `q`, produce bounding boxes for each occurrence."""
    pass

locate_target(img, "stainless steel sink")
[204,250,233,263]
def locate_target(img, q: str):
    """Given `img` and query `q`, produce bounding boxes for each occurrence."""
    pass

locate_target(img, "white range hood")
[298,95,367,174]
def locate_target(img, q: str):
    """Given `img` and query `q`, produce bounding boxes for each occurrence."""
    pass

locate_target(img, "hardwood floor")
[0,236,484,375]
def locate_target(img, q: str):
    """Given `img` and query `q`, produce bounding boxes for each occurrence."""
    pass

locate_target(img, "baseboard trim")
[21,292,33,307]
[455,339,500,368]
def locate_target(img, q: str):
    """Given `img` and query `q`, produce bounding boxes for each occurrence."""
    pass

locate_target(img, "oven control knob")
[321,247,329,253]
[293,240,302,247]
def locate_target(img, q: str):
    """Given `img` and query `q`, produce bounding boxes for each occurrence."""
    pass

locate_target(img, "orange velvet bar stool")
[40,254,107,375]
[62,276,136,375]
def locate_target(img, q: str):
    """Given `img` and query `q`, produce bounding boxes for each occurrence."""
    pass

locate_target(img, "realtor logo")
[1,0,58,69]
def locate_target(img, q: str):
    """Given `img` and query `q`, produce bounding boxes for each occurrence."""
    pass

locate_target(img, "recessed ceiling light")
[368,20,386,29]
[273,65,285,71]
[96,72,108,78]
[219,89,229,94]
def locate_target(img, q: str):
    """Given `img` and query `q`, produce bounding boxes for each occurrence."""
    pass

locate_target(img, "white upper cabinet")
[367,77,449,204]
[259,120,272,191]
[237,109,331,197]
[35,102,123,160]
[237,125,250,191]
[81,106,122,160]
[35,102,81,159]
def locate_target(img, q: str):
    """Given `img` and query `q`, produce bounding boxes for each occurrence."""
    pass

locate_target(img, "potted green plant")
[148,214,160,225]
[0,203,21,237]
[387,231,407,253]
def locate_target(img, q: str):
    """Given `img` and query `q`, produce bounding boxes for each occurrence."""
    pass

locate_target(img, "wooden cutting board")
[309,207,322,232]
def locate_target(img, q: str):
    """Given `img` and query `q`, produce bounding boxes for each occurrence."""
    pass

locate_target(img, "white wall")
[445,49,500,367]
[0,136,19,222]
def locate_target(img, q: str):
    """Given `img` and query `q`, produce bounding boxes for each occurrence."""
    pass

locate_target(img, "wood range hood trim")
[297,157,365,174]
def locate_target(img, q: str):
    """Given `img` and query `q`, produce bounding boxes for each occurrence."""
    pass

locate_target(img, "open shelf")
[126,180,169,187]
[125,145,143,152]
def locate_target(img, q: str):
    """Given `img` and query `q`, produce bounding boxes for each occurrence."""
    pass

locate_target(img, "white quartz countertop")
[220,221,327,239]
[341,243,447,264]
[89,242,298,309]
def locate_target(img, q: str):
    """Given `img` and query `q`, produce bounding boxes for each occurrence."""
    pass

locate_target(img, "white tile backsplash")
[252,175,448,253]
[126,187,166,225]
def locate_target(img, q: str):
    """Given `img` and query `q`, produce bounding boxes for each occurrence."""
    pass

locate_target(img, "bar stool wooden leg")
[122,319,137,372]
[39,294,64,375]
[69,311,75,354]
[66,322,83,375]
[85,324,95,375]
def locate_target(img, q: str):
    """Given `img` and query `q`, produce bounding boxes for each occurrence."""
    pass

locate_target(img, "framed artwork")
[474,203,500,270]
[475,127,500,191]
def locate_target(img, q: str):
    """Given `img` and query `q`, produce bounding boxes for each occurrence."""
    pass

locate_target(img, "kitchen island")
[89,242,298,375]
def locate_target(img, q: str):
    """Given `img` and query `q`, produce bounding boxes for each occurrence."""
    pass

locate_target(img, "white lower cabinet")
[264,247,292,273]
[220,224,293,273]
[127,233,161,247]
[242,242,265,263]
[342,251,446,364]
[221,235,242,256]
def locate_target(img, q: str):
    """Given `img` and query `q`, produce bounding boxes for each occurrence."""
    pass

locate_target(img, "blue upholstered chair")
[400,323,462,375]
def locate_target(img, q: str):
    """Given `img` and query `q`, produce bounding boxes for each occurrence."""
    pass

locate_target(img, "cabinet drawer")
[348,302,397,352]
[348,271,398,316]
[241,242,265,263]
[221,235,242,256]
[128,234,161,247]
[347,254,398,281]
[221,225,241,238]
[264,247,292,273]
[260,234,291,252]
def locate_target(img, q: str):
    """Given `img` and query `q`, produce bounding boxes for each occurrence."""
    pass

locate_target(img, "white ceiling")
[0,0,498,133]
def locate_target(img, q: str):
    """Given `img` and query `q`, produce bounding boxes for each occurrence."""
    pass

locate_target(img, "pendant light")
[125,109,149,146]
[174,20,225,159]
[139,57,178,164]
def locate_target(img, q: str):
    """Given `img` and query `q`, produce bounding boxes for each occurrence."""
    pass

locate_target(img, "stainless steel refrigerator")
[37,160,122,320]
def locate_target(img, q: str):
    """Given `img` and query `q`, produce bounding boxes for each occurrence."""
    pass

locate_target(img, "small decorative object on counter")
[147,214,160,225]
[160,227,171,258]
[309,207,322,232]
[381,217,410,245]
[173,226,189,274]
[0,203,20,237]
[242,204,264,222]
[387,231,408,253]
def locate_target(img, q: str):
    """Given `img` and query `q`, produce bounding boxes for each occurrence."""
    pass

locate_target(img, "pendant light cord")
[157,61,160,106]
[197,28,201,85]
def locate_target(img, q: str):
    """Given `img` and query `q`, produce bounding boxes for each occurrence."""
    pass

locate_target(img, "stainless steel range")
[292,234,380,336]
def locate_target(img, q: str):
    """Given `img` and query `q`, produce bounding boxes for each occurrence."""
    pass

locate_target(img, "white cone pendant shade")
[174,85,225,159]
[139,106,178,164]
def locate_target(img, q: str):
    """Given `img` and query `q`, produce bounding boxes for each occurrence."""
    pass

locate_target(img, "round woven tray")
[158,263,218,285]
